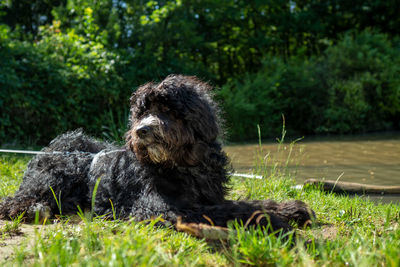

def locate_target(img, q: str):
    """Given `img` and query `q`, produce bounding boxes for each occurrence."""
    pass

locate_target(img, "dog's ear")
[191,115,219,142]
[181,142,208,166]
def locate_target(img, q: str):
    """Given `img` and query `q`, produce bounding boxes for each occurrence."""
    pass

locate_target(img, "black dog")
[0,75,313,233]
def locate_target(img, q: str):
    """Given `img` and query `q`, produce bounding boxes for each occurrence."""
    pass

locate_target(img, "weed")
[0,213,24,237]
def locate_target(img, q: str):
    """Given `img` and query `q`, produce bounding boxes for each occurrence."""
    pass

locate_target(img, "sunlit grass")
[0,154,30,198]
[1,150,399,266]
[10,219,228,266]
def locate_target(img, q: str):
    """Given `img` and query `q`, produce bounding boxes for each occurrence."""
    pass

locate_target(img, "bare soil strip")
[0,220,43,262]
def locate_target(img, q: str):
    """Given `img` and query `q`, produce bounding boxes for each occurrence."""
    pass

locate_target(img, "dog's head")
[126,75,222,167]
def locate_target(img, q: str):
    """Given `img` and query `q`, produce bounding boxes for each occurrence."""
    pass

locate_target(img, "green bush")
[1,23,399,144]
[0,23,127,144]
[218,56,326,141]
[219,31,400,141]
[318,31,400,133]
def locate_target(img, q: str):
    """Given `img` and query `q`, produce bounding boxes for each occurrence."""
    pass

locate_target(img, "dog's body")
[0,75,313,232]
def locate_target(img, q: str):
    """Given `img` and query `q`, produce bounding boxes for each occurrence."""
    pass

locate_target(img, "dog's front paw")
[27,203,52,222]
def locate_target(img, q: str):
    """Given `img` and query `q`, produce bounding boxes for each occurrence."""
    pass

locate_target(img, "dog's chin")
[147,144,170,164]
[132,140,171,166]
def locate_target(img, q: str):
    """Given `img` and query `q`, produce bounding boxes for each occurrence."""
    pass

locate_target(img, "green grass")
[0,155,29,198]
[1,153,400,266]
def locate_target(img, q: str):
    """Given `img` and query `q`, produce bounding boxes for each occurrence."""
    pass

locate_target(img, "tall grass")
[101,108,129,144]
[253,117,304,180]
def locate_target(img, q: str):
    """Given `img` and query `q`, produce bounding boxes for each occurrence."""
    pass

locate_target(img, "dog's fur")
[0,75,313,232]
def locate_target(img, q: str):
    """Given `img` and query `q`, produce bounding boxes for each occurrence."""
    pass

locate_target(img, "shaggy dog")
[0,75,313,233]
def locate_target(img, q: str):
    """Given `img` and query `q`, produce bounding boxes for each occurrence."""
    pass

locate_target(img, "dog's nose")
[136,125,151,138]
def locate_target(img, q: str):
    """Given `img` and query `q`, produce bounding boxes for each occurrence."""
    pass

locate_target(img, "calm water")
[224,136,400,187]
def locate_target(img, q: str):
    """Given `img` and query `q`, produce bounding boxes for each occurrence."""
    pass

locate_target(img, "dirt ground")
[0,220,43,263]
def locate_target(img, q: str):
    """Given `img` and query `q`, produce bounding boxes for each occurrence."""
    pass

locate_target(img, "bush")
[318,31,400,133]
[1,25,399,144]
[218,56,326,141]
[219,30,400,141]
[0,23,127,144]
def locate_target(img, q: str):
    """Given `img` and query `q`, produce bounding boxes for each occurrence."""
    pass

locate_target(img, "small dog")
[0,75,313,233]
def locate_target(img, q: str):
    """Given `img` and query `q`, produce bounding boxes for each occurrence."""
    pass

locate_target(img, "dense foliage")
[221,31,400,140]
[0,0,399,144]
[0,22,126,143]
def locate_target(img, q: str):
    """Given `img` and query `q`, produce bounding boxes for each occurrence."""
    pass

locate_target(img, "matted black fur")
[0,75,314,233]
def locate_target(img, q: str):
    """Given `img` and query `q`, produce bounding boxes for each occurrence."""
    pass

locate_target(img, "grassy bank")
[1,153,399,266]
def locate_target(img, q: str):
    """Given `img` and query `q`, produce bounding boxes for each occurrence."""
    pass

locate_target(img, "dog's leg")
[275,200,315,227]
[0,195,52,221]
[180,200,314,233]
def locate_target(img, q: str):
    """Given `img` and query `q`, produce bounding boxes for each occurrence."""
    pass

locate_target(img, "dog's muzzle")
[134,115,163,143]
[131,114,173,164]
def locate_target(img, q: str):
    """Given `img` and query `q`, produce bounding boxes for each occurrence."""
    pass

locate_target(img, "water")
[224,135,400,188]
